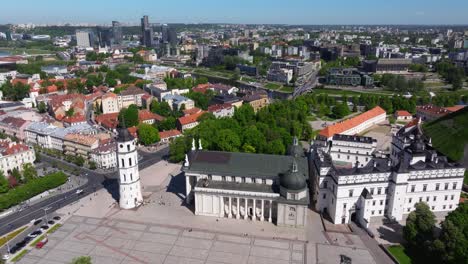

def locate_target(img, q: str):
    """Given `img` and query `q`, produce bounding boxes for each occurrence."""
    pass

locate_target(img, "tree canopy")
[118,104,139,128]
[137,123,160,145]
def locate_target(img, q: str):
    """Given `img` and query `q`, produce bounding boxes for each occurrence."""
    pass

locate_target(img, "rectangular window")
[323,194,326,199]
[451,195,454,200]
[443,205,446,209]
[208,175,212,180]
[378,188,382,195]
[349,190,354,197]
[419,197,422,202]
[407,208,411,212]
[453,183,457,190]
[385,188,388,194]
[409,198,412,203]
[121,158,124,167]
[241,177,245,183]
[347,155,350,160]
[129,158,132,166]
[426,197,429,202]
[343,203,347,209]
[370,188,375,195]
[379,210,382,215]
[449,205,453,209]
[323,181,328,189]
[372,201,376,206]
[380,200,384,205]
[371,210,375,215]
[433,196,437,201]
[222,176,226,181]
[431,206,435,210]
[423,184,427,192]
[445,195,448,201]
[436,183,440,191]
[411,185,415,192]
[445,183,449,190]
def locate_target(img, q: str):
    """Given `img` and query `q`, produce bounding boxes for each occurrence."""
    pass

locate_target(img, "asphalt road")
[0,146,169,239]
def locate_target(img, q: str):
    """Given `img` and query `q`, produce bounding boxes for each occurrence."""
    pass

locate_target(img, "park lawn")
[264,82,282,90]
[0,226,28,247]
[388,245,412,264]
[11,249,28,262]
[279,86,295,93]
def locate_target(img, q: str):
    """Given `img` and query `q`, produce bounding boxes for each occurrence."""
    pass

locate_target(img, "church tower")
[117,127,143,209]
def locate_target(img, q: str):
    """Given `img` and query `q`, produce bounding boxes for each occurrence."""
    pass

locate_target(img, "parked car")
[32,219,42,225]
[2,254,10,260]
[35,237,48,249]
[53,216,61,221]
[48,220,55,225]
[8,245,20,254]
[76,189,84,195]
[40,225,49,231]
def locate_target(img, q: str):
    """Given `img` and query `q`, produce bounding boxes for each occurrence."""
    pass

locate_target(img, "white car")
[76,189,84,195]
[2,254,10,260]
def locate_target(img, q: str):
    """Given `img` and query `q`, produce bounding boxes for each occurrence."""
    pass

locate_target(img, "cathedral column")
[244,198,248,220]
[260,199,265,221]
[268,200,272,223]
[236,197,240,219]
[228,197,232,218]
[253,199,256,221]
[219,196,224,217]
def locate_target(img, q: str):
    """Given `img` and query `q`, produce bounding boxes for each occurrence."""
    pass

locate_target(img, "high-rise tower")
[117,127,143,209]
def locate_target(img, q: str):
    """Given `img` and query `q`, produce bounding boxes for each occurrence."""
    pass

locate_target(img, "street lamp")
[43,207,50,222]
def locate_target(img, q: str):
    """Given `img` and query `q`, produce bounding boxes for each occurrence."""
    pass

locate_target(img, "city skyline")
[2,0,468,25]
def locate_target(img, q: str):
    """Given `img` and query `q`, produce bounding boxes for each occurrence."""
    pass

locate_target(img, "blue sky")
[2,0,468,25]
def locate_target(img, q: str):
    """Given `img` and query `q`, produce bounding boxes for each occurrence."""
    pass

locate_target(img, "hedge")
[0,171,68,210]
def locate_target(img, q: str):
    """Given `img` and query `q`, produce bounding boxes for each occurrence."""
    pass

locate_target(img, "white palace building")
[310,119,465,227]
[183,139,309,227]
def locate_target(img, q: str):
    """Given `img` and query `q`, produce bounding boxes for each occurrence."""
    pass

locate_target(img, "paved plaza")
[13,160,387,264]
[17,216,307,264]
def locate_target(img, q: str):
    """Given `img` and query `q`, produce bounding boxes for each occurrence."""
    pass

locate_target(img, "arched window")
[123,174,126,181]
[121,159,125,167]
[129,158,132,166]
[130,173,133,181]
[127,144,130,152]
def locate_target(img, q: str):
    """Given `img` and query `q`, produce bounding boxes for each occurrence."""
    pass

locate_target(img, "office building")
[76,30,95,48]
[112,21,123,45]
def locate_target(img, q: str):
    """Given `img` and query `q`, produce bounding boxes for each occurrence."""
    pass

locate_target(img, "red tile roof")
[95,113,119,129]
[319,106,387,138]
[159,129,182,139]
[128,126,138,138]
[138,110,164,122]
[178,111,206,126]
[183,107,202,116]
[208,103,233,113]
[444,105,466,113]
[395,110,412,117]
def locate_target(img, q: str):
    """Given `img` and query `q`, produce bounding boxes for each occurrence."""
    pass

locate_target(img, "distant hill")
[423,107,468,163]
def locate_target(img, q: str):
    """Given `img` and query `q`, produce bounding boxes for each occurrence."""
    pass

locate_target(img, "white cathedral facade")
[310,120,465,227]
[117,127,143,209]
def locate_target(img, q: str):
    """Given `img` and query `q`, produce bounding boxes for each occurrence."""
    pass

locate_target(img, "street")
[0,146,169,239]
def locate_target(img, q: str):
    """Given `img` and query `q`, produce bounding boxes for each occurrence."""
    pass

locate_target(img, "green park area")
[388,245,412,264]
[0,171,68,211]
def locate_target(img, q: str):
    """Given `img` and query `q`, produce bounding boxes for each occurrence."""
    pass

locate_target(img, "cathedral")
[183,138,310,227]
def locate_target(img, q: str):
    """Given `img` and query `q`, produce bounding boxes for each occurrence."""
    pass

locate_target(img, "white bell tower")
[117,127,143,209]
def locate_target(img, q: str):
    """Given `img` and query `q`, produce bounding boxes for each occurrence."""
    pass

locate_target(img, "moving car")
[76,189,84,195]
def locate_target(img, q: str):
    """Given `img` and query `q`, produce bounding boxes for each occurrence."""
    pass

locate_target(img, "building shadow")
[375,221,405,244]
[165,172,192,210]
[102,178,120,202]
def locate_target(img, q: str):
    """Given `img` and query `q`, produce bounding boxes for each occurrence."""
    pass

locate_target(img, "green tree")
[137,123,160,145]
[0,172,9,193]
[71,256,92,264]
[65,107,75,117]
[37,101,47,113]
[118,105,139,127]
[73,156,85,167]
[151,100,173,117]
[11,168,22,183]
[403,202,436,261]
[331,102,350,119]
[215,129,241,152]
[158,116,177,130]
[22,163,37,183]
[169,137,187,162]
